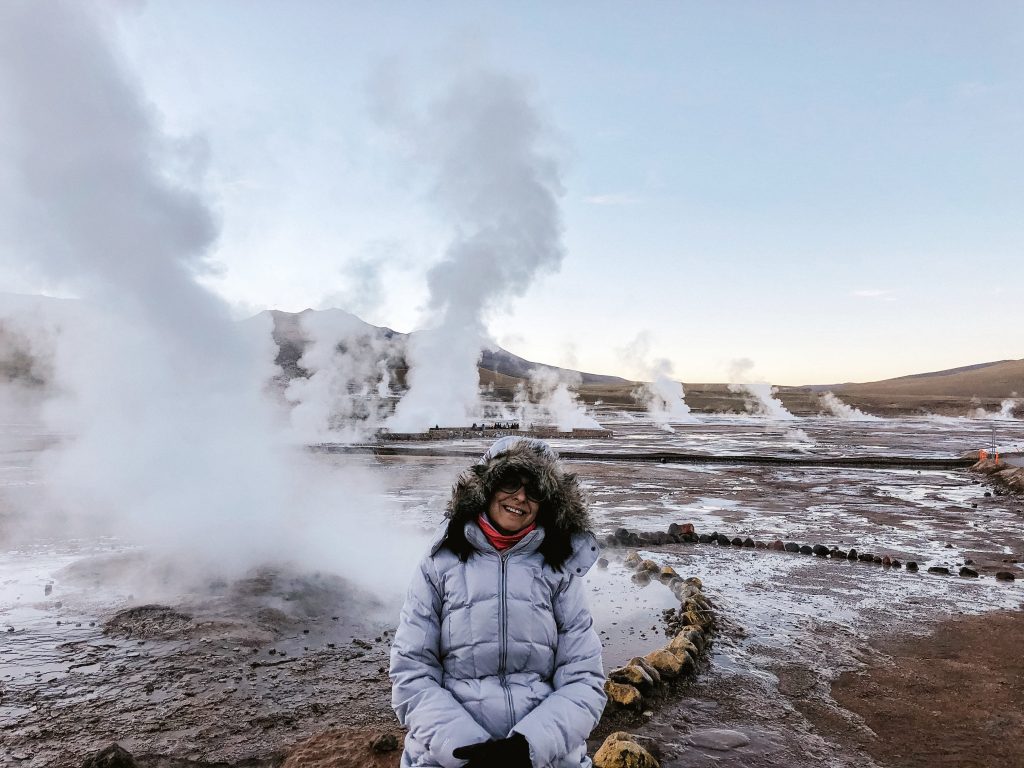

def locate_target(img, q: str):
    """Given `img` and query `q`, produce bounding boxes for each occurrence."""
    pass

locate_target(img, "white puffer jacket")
[389,439,606,768]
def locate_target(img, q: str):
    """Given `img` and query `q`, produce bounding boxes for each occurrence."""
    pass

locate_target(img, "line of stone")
[592,556,715,767]
[312,443,973,470]
[603,523,1018,582]
[971,456,1024,495]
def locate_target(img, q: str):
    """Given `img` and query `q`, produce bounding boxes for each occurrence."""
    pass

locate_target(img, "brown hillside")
[835,359,1024,399]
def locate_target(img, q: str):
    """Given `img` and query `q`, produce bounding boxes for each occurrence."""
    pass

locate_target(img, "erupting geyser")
[378,68,568,432]
[727,358,796,420]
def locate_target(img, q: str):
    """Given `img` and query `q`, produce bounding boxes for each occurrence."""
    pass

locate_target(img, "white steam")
[0,1,418,592]
[285,310,397,443]
[618,333,695,431]
[819,392,879,421]
[727,358,796,420]
[513,368,600,431]
[380,67,566,431]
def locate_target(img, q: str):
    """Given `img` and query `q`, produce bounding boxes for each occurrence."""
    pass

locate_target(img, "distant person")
[390,437,606,768]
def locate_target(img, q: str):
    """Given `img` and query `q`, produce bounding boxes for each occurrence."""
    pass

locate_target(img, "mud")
[3,415,1024,767]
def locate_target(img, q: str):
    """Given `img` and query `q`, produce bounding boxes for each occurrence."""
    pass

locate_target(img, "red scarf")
[477,513,536,551]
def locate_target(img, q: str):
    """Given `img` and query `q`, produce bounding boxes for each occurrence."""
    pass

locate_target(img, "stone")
[604,681,643,709]
[660,566,678,579]
[609,664,656,696]
[906,561,919,572]
[679,523,695,535]
[858,553,874,562]
[369,733,400,752]
[995,571,1016,581]
[891,559,902,568]
[847,548,858,560]
[799,545,813,555]
[644,648,685,678]
[872,556,883,564]
[730,537,744,547]
[81,744,138,768]
[882,556,891,567]
[811,544,829,557]
[593,732,660,768]
[928,566,951,575]
[959,566,979,578]
[698,533,713,544]
[685,576,703,589]
[743,537,756,548]
[641,559,661,573]
[597,558,609,569]
[629,656,662,686]
[687,729,752,751]
[624,551,642,569]
[668,633,700,661]
[615,528,631,543]
[770,540,786,551]
[784,542,800,553]
[755,541,767,549]
[605,534,619,546]
[683,608,710,629]
[716,533,731,545]
[833,549,849,559]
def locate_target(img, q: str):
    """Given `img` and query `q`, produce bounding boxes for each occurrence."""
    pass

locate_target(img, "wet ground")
[2,413,1023,766]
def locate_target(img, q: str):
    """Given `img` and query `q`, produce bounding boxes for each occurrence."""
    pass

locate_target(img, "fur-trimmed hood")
[440,437,593,570]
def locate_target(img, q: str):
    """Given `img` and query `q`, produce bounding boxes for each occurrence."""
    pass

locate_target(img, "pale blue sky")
[28,2,1024,383]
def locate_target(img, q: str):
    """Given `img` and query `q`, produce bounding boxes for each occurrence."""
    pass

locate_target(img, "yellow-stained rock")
[659,565,678,578]
[604,681,643,709]
[683,608,712,629]
[668,633,700,661]
[685,576,703,589]
[609,664,655,695]
[643,648,684,678]
[593,733,660,768]
[641,559,660,573]
[623,551,642,569]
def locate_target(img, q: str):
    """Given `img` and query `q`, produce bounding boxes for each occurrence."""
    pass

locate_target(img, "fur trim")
[442,438,591,570]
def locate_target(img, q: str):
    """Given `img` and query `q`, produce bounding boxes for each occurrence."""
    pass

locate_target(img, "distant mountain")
[258,308,630,386]
[831,359,1024,399]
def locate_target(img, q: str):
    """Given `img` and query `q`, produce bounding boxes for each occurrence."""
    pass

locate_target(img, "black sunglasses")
[495,473,545,503]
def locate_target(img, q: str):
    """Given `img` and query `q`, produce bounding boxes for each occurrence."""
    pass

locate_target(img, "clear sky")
[8,1,1024,384]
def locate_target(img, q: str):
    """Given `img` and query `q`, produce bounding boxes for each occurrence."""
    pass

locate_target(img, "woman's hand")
[452,732,532,767]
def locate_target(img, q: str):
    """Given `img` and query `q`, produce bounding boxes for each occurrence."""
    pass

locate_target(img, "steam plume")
[0,1,417,590]
[618,333,694,431]
[513,367,600,431]
[727,358,796,420]
[381,68,566,431]
[819,392,879,421]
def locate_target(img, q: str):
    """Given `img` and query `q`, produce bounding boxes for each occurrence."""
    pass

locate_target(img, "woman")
[390,437,606,768]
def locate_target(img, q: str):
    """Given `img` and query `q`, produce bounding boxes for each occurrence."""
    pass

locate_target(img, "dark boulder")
[927,566,951,575]
[799,545,813,555]
[730,537,744,547]
[995,571,1016,581]
[698,533,713,544]
[784,542,800,553]
[743,537,756,548]
[82,744,137,768]
[858,553,874,562]
[811,544,829,557]
[906,561,919,572]
[770,540,786,551]
[959,566,979,578]
[847,548,858,560]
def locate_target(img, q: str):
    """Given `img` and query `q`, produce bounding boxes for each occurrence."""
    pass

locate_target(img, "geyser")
[379,67,567,431]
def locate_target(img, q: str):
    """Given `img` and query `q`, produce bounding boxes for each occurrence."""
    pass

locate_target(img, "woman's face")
[487,475,541,534]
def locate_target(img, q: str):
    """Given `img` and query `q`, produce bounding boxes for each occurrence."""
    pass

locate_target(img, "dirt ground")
[828,610,1024,768]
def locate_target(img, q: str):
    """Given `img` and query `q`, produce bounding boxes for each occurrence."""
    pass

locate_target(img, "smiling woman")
[389,437,606,768]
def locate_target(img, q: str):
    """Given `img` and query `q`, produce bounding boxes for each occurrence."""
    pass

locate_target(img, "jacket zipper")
[498,550,515,731]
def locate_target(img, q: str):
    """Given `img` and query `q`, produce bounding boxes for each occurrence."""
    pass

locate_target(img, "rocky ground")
[4,423,1024,768]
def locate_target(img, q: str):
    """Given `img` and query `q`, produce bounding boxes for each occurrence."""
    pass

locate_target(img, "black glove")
[452,732,532,768]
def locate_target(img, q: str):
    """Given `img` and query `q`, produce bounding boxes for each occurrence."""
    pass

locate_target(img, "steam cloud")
[619,333,695,431]
[727,358,796,420]
[0,1,418,591]
[379,67,566,431]
[285,310,398,442]
[513,367,600,431]
[819,392,879,421]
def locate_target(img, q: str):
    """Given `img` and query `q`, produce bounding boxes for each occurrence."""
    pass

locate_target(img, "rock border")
[971,456,1024,495]
[602,523,1018,582]
[601,552,715,715]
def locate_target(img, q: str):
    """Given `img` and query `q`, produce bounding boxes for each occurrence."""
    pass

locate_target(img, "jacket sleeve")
[390,554,492,768]
[511,573,607,767]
